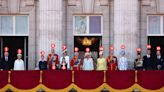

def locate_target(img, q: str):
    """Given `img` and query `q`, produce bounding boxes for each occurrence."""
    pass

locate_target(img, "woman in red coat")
[106,54,118,70]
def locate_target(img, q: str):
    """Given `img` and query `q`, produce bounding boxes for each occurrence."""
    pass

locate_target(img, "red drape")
[42,70,72,89]
[138,70,164,90]
[0,71,8,88]
[0,70,164,90]
[106,70,135,89]
[10,71,40,89]
[74,71,104,89]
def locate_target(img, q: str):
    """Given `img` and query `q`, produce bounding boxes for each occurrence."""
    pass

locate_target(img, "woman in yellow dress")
[97,51,107,70]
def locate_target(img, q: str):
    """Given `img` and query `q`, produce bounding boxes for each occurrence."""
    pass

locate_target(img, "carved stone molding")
[25,0,35,6]
[0,0,35,13]
[99,0,109,6]
[141,0,158,13]
[67,0,109,13]
[142,0,151,6]
[82,0,94,13]
[7,0,20,13]
[68,0,77,6]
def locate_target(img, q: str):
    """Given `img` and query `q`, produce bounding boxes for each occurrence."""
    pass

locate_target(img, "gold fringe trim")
[39,71,43,83]
[72,71,74,83]
[8,71,11,83]
[72,83,105,92]
[135,84,164,92]
[0,84,40,92]
[105,83,164,92]
[0,83,164,92]
[103,71,106,82]
[135,70,138,83]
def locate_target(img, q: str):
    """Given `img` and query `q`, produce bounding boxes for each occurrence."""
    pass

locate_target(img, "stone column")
[114,0,139,68]
[37,0,64,61]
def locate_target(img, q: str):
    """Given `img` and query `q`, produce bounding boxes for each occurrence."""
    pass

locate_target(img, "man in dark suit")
[39,55,47,70]
[161,61,164,70]
[143,47,155,70]
[154,47,164,70]
[0,51,13,70]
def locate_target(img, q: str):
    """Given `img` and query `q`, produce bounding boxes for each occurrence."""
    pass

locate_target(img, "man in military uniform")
[70,47,82,71]
[47,47,59,70]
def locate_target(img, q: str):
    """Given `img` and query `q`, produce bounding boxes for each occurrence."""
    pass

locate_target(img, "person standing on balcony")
[134,54,143,70]
[97,49,107,71]
[118,45,128,71]
[70,47,82,71]
[143,45,155,70]
[60,45,70,70]
[106,46,118,70]
[0,47,13,70]
[13,49,25,70]
[47,43,59,70]
[134,48,143,70]
[83,48,94,70]
[39,51,47,70]
[154,46,164,70]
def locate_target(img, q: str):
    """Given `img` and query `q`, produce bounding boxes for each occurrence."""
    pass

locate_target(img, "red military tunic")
[47,53,59,70]
[70,56,81,71]
[106,55,118,70]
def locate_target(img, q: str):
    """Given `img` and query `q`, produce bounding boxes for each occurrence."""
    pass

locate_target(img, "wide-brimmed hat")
[120,50,125,55]
[99,51,103,55]
[62,49,67,54]
[85,52,91,57]
[74,52,79,56]
[17,54,22,57]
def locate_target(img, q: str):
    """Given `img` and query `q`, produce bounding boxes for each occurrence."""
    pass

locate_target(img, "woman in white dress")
[14,54,25,70]
[83,52,94,70]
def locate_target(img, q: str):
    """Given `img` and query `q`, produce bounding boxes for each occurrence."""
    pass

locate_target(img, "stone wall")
[36,0,64,64]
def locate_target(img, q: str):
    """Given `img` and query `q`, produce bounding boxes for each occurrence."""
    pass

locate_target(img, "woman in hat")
[97,51,107,70]
[14,53,25,70]
[118,50,128,70]
[60,49,70,70]
[82,52,94,70]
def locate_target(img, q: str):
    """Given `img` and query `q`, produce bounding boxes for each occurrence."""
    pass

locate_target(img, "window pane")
[0,16,13,34]
[148,16,160,34]
[74,16,87,34]
[89,16,101,34]
[15,16,28,34]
